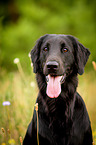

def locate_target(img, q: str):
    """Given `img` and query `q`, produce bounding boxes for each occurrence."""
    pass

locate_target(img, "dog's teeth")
[60,74,66,84]
[46,75,66,84]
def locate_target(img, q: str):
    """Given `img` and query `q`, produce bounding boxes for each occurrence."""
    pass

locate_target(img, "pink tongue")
[46,75,62,98]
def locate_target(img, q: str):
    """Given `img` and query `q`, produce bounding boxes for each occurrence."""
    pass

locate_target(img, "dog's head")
[30,34,90,98]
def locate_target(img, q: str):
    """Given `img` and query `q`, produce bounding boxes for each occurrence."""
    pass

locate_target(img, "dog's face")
[40,35,75,76]
[31,34,90,98]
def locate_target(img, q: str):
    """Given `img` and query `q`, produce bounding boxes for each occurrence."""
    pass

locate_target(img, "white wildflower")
[30,82,35,87]
[31,63,33,67]
[14,58,19,64]
[28,53,31,58]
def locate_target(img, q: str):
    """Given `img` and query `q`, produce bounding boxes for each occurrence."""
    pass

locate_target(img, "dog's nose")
[46,61,59,71]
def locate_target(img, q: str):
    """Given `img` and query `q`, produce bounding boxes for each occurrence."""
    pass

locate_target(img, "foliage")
[0,0,96,71]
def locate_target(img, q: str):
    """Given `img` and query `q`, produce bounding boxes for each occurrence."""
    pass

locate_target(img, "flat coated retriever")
[23,34,93,145]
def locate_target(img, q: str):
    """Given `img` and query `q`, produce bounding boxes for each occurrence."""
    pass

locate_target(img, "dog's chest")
[38,109,72,145]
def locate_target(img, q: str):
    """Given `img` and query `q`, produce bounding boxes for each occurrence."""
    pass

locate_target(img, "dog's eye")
[62,48,68,53]
[43,47,48,52]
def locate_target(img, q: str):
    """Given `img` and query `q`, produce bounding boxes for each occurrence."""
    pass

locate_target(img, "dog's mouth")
[46,74,66,98]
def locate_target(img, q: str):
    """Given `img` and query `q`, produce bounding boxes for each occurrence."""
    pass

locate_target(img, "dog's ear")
[30,34,48,73]
[67,35,90,75]
[76,42,90,75]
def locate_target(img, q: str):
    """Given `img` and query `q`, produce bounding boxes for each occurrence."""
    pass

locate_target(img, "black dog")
[23,34,93,145]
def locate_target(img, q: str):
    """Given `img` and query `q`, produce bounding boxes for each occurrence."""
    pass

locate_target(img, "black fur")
[23,34,93,145]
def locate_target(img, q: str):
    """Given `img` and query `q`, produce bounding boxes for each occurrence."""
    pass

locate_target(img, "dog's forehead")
[43,35,73,47]
[43,34,73,49]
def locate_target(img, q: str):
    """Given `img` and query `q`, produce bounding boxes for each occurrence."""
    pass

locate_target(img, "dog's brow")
[46,42,50,46]
[60,39,66,44]
[61,42,65,48]
[42,42,50,48]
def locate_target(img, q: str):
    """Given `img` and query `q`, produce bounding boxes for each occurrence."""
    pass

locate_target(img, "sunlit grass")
[0,58,37,144]
[0,60,96,144]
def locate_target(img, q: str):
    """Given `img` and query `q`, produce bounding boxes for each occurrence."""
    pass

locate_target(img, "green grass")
[0,64,96,144]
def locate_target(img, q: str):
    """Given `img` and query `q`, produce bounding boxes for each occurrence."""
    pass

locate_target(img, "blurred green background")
[0,0,96,144]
